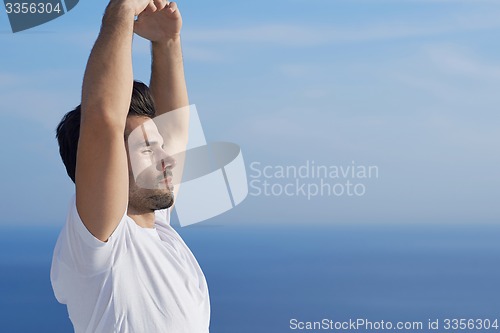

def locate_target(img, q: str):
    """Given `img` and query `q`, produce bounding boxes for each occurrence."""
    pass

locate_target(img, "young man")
[50,1,210,332]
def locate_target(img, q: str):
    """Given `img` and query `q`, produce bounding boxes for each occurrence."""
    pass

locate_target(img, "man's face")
[125,116,176,213]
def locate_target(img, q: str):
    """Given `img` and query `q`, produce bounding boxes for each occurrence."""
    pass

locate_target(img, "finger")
[154,0,167,11]
[168,1,178,13]
[146,1,157,13]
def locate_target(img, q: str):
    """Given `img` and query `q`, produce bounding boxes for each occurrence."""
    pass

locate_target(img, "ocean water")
[0,223,499,333]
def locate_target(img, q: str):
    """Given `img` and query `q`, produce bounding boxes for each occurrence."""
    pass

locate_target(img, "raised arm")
[135,1,188,115]
[76,0,155,242]
[134,1,189,198]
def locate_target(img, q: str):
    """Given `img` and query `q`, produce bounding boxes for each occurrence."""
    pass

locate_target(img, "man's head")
[125,115,175,212]
[56,80,175,211]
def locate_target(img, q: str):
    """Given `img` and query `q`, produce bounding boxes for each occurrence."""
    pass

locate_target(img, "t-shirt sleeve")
[54,195,128,275]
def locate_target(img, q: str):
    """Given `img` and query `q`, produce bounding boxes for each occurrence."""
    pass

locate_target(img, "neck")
[127,206,156,228]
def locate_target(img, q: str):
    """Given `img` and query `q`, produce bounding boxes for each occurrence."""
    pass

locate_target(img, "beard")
[128,162,175,213]
[128,186,174,213]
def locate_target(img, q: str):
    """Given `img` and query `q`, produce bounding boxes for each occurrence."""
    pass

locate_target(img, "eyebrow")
[135,140,162,148]
[134,124,163,147]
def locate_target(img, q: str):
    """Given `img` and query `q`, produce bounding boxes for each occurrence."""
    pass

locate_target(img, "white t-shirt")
[50,195,211,333]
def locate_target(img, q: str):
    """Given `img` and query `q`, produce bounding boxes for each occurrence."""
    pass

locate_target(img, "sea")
[0,223,499,333]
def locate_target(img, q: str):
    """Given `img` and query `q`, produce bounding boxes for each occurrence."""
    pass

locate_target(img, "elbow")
[80,104,128,133]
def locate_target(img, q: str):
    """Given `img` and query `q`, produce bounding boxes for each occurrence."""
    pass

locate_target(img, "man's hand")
[109,0,159,16]
[134,1,182,42]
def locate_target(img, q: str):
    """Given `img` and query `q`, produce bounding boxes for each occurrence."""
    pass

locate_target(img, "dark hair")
[56,80,156,183]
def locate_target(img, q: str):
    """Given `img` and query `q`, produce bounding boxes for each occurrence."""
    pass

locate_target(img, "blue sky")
[0,0,499,226]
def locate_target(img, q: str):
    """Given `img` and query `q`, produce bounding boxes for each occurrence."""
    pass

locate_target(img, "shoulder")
[69,194,130,247]
[52,194,133,274]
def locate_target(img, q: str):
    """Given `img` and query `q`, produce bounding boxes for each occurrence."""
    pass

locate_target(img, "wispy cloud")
[328,0,499,2]
[425,45,500,80]
[388,43,500,108]
[0,70,80,129]
[0,73,26,86]
[183,10,500,46]
[182,45,229,63]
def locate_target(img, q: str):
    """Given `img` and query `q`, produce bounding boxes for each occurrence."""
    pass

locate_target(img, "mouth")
[159,176,172,185]
[158,168,173,183]
[158,176,174,191]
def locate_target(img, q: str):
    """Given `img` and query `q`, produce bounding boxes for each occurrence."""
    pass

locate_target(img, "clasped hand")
[133,0,182,42]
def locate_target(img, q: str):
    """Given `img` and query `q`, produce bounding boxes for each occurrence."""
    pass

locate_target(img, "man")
[50,1,210,332]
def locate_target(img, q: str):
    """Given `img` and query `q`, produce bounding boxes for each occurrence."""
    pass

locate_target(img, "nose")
[157,149,176,172]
